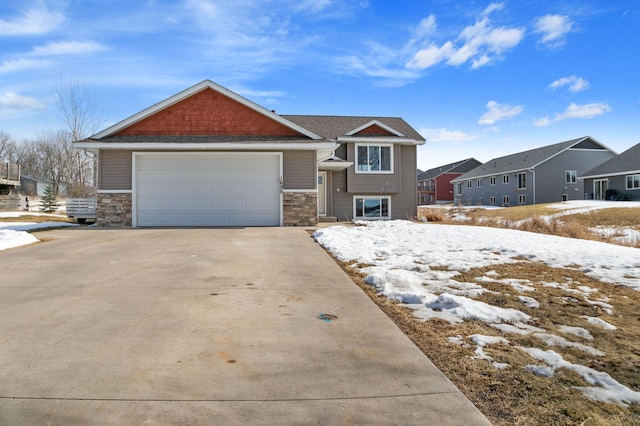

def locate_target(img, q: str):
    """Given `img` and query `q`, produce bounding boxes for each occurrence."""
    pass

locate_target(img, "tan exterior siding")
[329,144,417,221]
[283,150,316,190]
[394,145,418,219]
[346,143,400,193]
[99,150,132,190]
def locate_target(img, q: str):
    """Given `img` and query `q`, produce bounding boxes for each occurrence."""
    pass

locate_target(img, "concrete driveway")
[0,227,489,425]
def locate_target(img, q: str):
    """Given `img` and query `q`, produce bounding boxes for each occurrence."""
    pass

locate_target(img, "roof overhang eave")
[336,136,424,145]
[73,141,339,151]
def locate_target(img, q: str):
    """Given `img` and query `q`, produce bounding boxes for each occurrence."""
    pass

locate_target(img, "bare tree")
[0,131,17,162]
[53,79,102,196]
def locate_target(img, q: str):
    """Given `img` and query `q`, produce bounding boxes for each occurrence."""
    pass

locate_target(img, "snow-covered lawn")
[0,212,76,251]
[313,219,640,408]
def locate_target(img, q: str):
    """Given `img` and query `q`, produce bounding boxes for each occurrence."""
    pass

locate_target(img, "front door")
[594,179,608,200]
[318,172,326,216]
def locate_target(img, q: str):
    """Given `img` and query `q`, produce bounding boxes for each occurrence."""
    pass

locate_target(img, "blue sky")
[1,0,638,170]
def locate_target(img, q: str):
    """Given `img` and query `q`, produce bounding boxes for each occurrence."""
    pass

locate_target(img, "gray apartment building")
[451,136,616,206]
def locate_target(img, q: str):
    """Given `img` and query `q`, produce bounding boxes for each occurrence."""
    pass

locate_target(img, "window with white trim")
[456,182,462,195]
[467,180,472,188]
[490,196,496,205]
[354,196,390,219]
[477,178,483,187]
[627,174,640,190]
[517,172,526,189]
[477,197,483,205]
[467,198,472,206]
[503,195,510,206]
[356,144,392,173]
[518,194,526,204]
[565,170,577,184]
[502,174,509,184]
[490,176,496,186]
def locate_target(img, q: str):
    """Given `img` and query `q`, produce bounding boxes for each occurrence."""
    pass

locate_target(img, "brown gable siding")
[354,124,396,136]
[116,88,304,137]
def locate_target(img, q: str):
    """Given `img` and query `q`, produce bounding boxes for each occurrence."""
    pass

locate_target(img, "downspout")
[529,169,535,204]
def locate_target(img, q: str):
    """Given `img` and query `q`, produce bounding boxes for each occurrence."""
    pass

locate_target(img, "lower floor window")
[518,194,526,204]
[627,174,640,190]
[477,197,483,205]
[490,196,496,205]
[354,196,390,219]
[503,195,510,206]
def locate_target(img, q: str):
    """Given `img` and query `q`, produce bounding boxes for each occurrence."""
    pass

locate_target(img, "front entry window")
[354,196,390,219]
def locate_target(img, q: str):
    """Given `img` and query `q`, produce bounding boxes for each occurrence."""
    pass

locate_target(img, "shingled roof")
[582,142,640,178]
[452,136,609,181]
[282,115,425,141]
[418,158,481,181]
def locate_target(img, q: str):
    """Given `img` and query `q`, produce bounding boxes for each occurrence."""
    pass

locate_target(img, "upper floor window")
[356,144,392,173]
[627,174,640,190]
[565,170,577,184]
[502,174,509,184]
[456,182,462,195]
[490,176,496,186]
[517,172,526,189]
[467,180,472,188]
[477,178,483,187]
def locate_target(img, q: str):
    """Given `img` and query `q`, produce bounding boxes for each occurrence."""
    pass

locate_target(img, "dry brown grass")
[333,256,640,426]
[425,204,640,248]
[0,214,72,224]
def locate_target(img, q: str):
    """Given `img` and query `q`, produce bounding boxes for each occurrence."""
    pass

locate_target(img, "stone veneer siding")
[283,192,317,227]
[97,192,132,227]
[97,192,316,227]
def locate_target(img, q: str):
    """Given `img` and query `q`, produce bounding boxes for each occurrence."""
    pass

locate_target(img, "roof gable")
[282,115,425,142]
[91,80,321,140]
[345,120,405,137]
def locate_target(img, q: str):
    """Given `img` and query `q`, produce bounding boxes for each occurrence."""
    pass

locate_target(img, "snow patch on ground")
[313,218,639,407]
[0,213,76,251]
[521,347,640,407]
[581,316,616,330]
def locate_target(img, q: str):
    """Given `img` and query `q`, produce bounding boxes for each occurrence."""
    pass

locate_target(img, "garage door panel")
[136,154,281,227]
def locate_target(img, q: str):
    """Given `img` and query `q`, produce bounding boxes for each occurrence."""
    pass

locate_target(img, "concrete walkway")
[0,227,490,425]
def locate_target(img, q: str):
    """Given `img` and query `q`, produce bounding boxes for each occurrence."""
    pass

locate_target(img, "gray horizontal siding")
[100,150,132,190]
[283,151,315,190]
[330,145,417,220]
[346,143,400,193]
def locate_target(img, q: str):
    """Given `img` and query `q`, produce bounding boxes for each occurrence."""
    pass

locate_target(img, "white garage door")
[135,153,281,227]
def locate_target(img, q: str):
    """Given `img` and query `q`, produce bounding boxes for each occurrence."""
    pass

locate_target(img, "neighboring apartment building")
[451,136,616,206]
[582,141,640,201]
[417,158,481,205]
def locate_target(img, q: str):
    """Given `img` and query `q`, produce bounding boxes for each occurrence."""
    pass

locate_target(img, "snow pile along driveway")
[313,220,640,406]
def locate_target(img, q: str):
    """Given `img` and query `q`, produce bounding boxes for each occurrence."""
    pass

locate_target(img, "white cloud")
[407,3,524,71]
[533,14,574,48]
[407,41,454,69]
[478,100,524,125]
[558,102,612,119]
[421,127,477,143]
[0,58,52,73]
[0,6,65,35]
[534,102,612,127]
[31,41,107,56]
[0,92,45,113]
[549,75,589,93]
